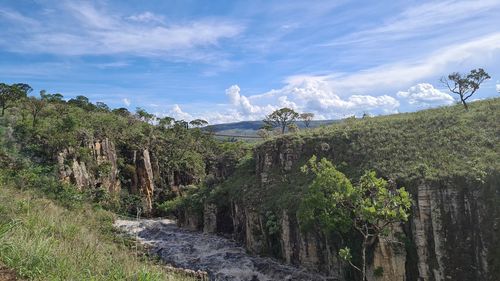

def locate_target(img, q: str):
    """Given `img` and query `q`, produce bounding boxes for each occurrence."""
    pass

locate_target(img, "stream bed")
[114,219,331,281]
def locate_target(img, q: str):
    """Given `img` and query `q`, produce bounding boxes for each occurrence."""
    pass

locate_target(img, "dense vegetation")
[0,85,250,215]
[171,98,499,279]
[298,156,412,280]
[179,97,499,235]
[0,84,250,278]
[180,99,500,246]
[0,127,195,280]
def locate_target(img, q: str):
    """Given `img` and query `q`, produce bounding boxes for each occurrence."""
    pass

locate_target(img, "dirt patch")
[0,263,19,281]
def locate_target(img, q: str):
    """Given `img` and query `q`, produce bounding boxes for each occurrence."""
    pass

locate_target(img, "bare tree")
[441,68,490,110]
[300,112,314,128]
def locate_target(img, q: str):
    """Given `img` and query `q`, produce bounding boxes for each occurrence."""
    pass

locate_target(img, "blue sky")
[1,0,500,123]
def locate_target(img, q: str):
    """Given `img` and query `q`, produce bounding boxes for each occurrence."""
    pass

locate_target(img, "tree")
[300,112,314,128]
[298,156,412,281]
[95,102,110,112]
[158,116,175,129]
[40,91,64,103]
[112,107,131,117]
[288,123,299,133]
[27,95,47,128]
[256,128,271,139]
[263,107,299,134]
[189,119,208,128]
[0,83,32,116]
[68,95,96,111]
[135,107,156,123]
[441,68,490,110]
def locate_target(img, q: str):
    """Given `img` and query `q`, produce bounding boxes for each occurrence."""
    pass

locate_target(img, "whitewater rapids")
[114,219,332,281]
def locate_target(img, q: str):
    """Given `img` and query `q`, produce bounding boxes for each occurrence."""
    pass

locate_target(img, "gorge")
[1,97,499,281]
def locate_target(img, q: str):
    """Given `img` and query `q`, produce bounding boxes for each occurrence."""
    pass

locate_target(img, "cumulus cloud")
[225,85,274,116]
[168,104,192,121]
[397,83,454,106]
[496,83,500,93]
[210,80,400,122]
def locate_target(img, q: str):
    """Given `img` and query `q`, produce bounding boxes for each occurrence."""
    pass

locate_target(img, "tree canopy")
[299,112,314,128]
[0,83,32,116]
[298,156,412,280]
[441,68,490,110]
[263,107,299,134]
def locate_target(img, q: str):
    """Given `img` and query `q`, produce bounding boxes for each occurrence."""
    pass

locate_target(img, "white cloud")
[496,83,500,93]
[127,12,164,24]
[397,83,454,106]
[0,2,242,59]
[122,98,131,106]
[300,33,500,95]
[213,80,400,121]
[325,0,500,46]
[225,85,272,116]
[168,104,192,121]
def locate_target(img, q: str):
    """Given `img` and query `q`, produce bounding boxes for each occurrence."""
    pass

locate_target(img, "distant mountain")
[205,120,339,138]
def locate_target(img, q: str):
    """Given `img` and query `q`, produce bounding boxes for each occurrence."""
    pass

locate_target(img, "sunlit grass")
[0,184,195,281]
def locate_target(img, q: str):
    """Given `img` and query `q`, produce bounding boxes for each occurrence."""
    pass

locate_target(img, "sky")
[1,0,500,124]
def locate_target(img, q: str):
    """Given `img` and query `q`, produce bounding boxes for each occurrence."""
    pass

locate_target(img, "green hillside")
[189,98,500,214]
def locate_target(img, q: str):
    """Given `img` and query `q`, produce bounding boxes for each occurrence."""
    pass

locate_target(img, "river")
[114,219,331,281]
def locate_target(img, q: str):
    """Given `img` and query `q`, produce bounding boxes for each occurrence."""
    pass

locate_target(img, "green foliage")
[298,156,412,280]
[0,83,31,116]
[441,68,491,110]
[374,266,384,277]
[263,107,300,134]
[97,161,113,177]
[1,82,246,214]
[339,247,352,261]
[264,211,280,236]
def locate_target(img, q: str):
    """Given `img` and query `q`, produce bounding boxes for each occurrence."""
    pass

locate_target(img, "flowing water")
[114,219,331,281]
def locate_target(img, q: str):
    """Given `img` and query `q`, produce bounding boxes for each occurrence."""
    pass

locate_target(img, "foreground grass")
[0,184,195,281]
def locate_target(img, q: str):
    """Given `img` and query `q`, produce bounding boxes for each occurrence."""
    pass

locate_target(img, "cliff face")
[132,149,155,214]
[181,137,499,281]
[57,138,120,193]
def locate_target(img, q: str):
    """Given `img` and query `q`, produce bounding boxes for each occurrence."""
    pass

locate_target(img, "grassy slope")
[0,116,193,281]
[0,184,195,281]
[212,99,500,211]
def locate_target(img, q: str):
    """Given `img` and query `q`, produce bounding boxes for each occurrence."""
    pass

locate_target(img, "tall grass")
[0,183,195,281]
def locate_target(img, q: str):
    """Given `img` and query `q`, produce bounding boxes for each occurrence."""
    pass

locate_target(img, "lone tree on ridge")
[441,68,490,110]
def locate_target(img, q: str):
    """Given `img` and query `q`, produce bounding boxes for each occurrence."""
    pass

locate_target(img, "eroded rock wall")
[57,138,120,193]
[186,138,499,281]
[133,149,155,214]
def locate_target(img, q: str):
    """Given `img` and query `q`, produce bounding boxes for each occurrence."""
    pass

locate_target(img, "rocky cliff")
[57,138,120,193]
[57,140,160,214]
[180,135,499,281]
[132,149,155,214]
